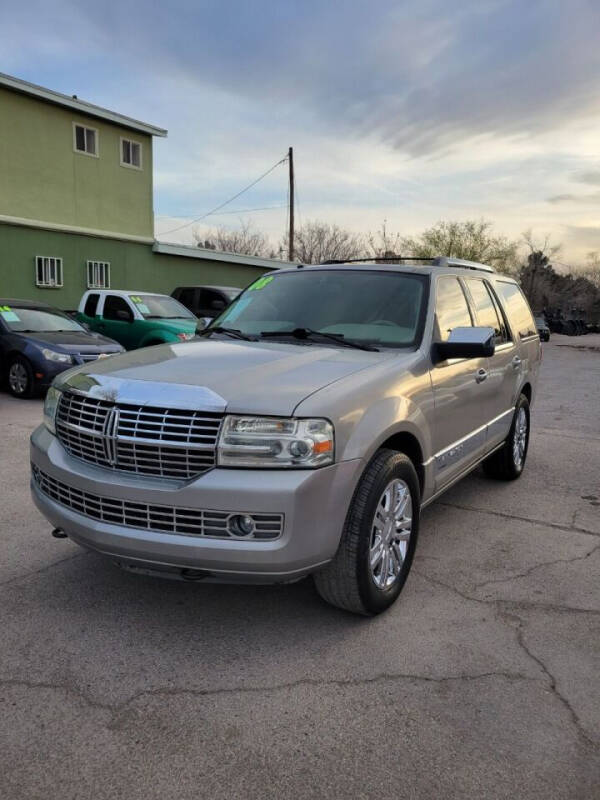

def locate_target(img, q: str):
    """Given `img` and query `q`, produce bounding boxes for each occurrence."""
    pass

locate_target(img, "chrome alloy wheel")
[513,407,528,468]
[8,362,28,395]
[369,478,413,590]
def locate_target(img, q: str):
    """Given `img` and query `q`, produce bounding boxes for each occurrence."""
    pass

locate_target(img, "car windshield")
[211,269,428,348]
[0,306,85,333]
[222,288,241,301]
[128,294,196,320]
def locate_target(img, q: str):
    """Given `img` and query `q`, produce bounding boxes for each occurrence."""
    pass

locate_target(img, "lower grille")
[32,465,283,540]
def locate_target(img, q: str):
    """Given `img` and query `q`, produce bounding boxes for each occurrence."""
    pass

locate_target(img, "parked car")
[171,285,241,323]
[32,258,540,615]
[77,290,198,350]
[535,316,550,341]
[0,298,123,398]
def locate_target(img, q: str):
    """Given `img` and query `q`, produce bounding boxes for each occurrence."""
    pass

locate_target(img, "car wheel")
[313,449,420,615]
[7,356,34,398]
[482,394,530,481]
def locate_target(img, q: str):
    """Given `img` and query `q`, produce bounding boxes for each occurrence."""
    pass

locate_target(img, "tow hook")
[51,528,68,539]
[181,568,212,581]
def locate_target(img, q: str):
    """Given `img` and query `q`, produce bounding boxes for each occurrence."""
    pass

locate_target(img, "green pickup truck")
[77,290,198,350]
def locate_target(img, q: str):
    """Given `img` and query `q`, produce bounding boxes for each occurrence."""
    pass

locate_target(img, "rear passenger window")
[435,277,473,341]
[177,288,197,308]
[83,293,99,317]
[495,282,537,340]
[464,279,507,345]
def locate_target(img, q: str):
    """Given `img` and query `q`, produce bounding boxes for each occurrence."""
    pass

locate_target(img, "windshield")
[222,288,241,301]
[0,306,85,333]
[211,270,428,348]
[128,294,196,320]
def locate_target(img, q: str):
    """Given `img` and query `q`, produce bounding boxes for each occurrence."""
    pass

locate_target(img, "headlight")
[43,386,62,434]
[217,416,334,468]
[41,347,72,364]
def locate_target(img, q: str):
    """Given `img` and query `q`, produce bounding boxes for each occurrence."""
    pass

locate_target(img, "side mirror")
[196,317,212,331]
[210,299,226,311]
[433,326,495,362]
[116,309,133,323]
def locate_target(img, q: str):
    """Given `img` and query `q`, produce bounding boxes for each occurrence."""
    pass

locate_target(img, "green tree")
[400,219,519,273]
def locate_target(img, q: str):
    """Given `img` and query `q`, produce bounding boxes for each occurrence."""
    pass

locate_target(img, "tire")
[482,394,530,481]
[7,356,34,398]
[313,449,420,616]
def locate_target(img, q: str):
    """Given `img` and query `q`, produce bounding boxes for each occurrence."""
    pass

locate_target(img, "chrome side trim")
[421,442,505,509]
[422,407,515,469]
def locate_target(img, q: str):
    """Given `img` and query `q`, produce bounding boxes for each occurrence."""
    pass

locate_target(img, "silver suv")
[31,258,540,615]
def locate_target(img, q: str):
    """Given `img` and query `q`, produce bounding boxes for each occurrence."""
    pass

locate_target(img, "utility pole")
[288,146,294,261]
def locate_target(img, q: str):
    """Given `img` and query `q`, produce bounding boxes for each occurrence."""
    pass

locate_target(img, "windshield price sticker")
[0,305,20,322]
[249,276,274,291]
[129,297,150,314]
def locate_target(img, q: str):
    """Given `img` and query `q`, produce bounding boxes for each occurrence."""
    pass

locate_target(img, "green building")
[0,72,287,309]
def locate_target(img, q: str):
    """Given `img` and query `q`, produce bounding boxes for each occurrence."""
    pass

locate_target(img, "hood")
[18,330,122,353]
[56,338,395,415]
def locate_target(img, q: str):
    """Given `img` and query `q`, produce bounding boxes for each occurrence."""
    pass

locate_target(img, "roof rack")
[319,256,495,273]
[432,257,495,273]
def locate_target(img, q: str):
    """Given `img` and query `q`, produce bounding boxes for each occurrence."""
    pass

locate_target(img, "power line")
[157,205,286,219]
[159,154,289,236]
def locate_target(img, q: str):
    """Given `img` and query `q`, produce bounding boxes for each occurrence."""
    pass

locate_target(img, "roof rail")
[432,257,495,273]
[317,256,496,272]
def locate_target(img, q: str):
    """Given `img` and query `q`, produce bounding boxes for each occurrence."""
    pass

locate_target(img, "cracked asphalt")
[1,334,599,799]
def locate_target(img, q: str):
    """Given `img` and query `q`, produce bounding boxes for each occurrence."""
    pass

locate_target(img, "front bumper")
[30,425,363,583]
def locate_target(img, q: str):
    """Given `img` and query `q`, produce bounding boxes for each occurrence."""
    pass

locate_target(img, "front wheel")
[7,356,34,398]
[314,449,420,615]
[482,394,530,480]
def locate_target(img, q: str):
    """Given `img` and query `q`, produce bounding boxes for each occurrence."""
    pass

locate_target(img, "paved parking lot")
[1,335,599,799]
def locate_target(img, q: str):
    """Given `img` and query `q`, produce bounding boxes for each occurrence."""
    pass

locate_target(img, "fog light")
[227,514,256,538]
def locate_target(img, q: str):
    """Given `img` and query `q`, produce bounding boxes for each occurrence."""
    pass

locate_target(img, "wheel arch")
[520,382,532,404]
[377,431,425,494]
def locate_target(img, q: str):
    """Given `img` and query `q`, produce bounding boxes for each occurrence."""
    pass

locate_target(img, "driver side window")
[103,295,132,321]
[435,277,473,341]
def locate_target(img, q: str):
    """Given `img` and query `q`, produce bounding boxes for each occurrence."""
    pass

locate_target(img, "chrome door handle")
[475,368,488,383]
[512,356,522,370]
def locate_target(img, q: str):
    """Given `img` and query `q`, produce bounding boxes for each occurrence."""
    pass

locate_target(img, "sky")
[2,0,600,262]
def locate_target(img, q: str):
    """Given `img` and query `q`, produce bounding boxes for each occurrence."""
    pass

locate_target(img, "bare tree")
[193,220,273,258]
[283,220,366,264]
[399,219,519,273]
[366,221,403,259]
[519,230,562,309]
[582,252,600,289]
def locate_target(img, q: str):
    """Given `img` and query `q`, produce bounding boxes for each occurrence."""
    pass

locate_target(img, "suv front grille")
[32,465,283,540]
[56,391,222,480]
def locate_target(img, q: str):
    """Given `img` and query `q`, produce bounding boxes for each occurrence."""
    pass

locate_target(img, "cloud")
[573,170,600,186]
[547,192,600,205]
[3,0,600,260]
[4,0,600,156]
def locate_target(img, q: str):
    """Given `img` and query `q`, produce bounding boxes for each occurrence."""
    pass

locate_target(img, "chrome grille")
[56,391,222,479]
[32,465,283,540]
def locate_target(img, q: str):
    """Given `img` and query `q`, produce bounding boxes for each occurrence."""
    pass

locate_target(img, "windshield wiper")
[259,327,379,351]
[202,326,258,342]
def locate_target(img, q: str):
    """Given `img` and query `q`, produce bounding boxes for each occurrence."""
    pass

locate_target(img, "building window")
[36,257,63,288]
[87,260,110,289]
[120,137,142,169]
[73,123,98,156]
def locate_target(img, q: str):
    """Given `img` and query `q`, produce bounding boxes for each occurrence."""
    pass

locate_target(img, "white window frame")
[35,256,63,288]
[73,122,99,157]
[86,260,111,289]
[120,136,142,170]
